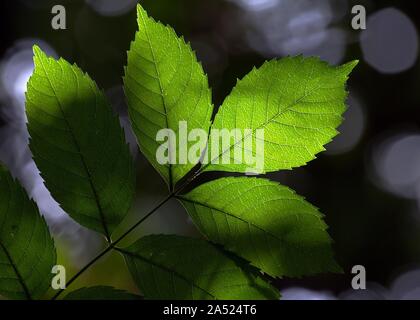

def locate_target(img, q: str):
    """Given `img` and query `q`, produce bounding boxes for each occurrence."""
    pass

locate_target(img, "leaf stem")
[51,167,204,300]
[51,191,174,300]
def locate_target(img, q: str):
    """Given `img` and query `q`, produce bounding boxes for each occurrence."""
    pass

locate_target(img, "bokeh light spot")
[360,8,419,74]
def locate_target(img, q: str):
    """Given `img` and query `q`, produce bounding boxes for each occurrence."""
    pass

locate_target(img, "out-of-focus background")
[1,0,420,300]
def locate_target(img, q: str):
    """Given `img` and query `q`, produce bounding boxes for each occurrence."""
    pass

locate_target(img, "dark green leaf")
[63,286,142,300]
[121,234,279,300]
[0,165,56,300]
[26,46,135,240]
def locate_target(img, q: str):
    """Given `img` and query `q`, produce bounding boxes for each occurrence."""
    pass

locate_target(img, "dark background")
[1,0,420,299]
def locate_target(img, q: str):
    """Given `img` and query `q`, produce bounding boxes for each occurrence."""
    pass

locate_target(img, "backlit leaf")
[203,57,358,174]
[121,234,279,300]
[179,177,341,278]
[124,4,213,189]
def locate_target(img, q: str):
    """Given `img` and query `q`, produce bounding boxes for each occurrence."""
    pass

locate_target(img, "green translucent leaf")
[26,46,135,240]
[203,57,358,174]
[179,177,341,278]
[0,166,56,300]
[120,235,279,300]
[124,4,213,189]
[63,286,142,300]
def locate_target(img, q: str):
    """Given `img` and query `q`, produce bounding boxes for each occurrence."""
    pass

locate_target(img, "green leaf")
[63,286,142,300]
[26,46,135,240]
[120,234,279,300]
[179,177,341,278]
[0,165,56,300]
[124,4,213,189]
[203,57,358,174]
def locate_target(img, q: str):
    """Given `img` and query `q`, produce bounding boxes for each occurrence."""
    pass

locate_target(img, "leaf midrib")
[138,9,174,190]
[178,196,290,244]
[179,193,326,248]
[203,78,332,171]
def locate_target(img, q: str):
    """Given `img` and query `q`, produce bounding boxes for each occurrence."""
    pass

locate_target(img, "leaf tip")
[32,45,45,60]
[341,59,359,75]
[32,44,42,55]
[32,45,50,67]
[136,2,149,23]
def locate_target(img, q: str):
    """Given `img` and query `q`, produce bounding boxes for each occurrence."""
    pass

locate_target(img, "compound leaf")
[0,166,56,300]
[203,57,358,174]
[63,286,142,300]
[26,46,135,240]
[124,4,213,189]
[179,177,341,278]
[120,234,279,300]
